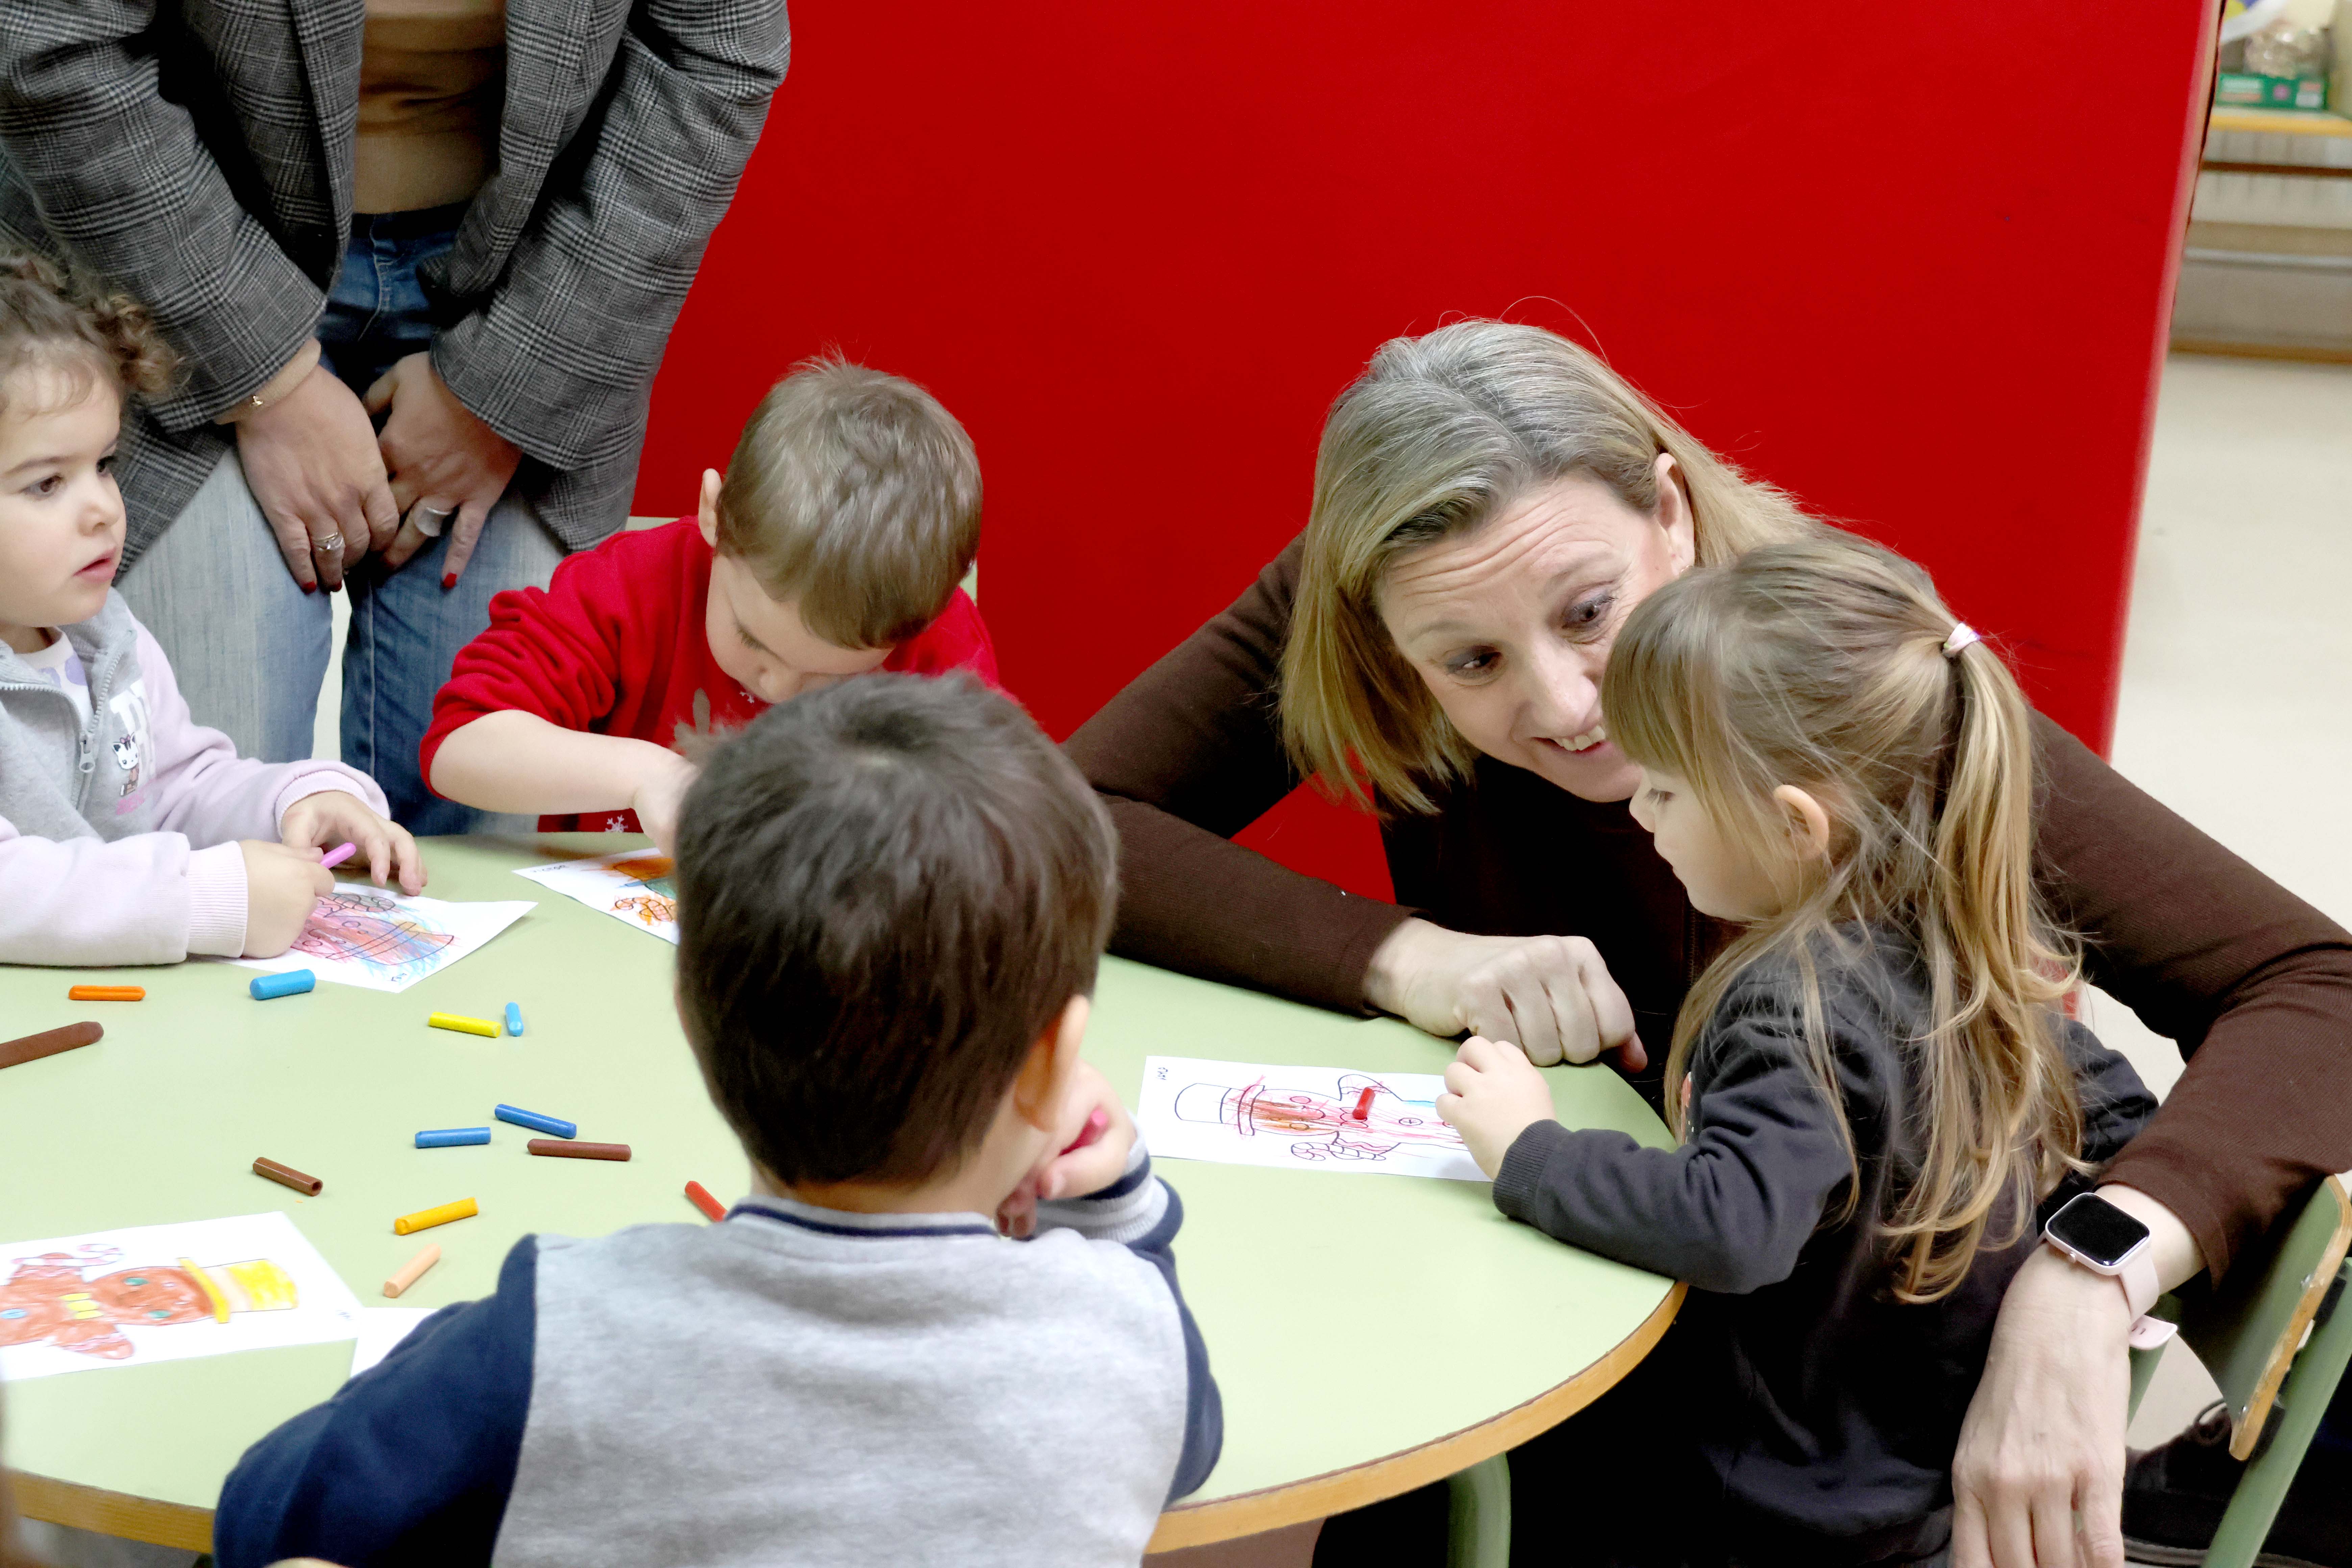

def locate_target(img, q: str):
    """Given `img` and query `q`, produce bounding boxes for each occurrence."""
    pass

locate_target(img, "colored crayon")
[384,1244,441,1298]
[1061,1105,1110,1155]
[504,1001,523,1036]
[317,841,358,871]
[251,970,315,1000]
[415,1127,492,1149]
[252,1157,322,1196]
[393,1198,478,1235]
[427,1012,500,1038]
[684,1181,727,1222]
[0,1021,102,1071]
[494,1103,576,1138]
[67,985,143,1002]
[528,1138,630,1161]
[1352,1086,1375,1122]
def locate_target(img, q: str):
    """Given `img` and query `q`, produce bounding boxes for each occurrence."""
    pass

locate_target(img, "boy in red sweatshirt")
[422,359,996,847]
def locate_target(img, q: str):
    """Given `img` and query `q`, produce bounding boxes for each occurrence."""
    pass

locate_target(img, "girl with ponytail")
[1436,530,2158,1565]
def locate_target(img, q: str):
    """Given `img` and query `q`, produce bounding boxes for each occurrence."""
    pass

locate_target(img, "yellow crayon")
[427,1012,501,1038]
[393,1197,479,1235]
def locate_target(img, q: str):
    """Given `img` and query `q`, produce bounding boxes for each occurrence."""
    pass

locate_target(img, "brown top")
[1067,535,2352,1280]
[355,0,507,214]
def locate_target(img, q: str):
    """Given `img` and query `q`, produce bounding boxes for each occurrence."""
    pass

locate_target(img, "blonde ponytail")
[1604,533,2084,1302]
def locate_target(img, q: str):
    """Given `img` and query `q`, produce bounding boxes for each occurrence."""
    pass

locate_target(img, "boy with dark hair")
[215,675,1220,1568]
[421,357,997,848]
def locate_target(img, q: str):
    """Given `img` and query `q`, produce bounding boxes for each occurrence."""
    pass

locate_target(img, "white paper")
[348,1306,436,1379]
[0,1213,364,1381]
[1137,1056,1487,1182]
[511,849,679,945]
[229,883,536,993]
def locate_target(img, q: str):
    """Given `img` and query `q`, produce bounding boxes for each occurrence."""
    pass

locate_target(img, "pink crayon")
[318,842,358,871]
[1060,1106,1110,1155]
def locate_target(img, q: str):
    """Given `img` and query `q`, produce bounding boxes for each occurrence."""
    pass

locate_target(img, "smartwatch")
[2043,1191,2176,1348]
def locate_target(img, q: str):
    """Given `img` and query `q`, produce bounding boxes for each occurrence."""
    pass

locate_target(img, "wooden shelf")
[2211,105,2352,137]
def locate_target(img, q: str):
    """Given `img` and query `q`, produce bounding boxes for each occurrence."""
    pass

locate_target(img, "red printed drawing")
[1172,1072,1468,1166]
[1139,1056,1489,1182]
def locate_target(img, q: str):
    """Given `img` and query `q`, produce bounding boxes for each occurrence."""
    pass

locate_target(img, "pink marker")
[317,842,357,871]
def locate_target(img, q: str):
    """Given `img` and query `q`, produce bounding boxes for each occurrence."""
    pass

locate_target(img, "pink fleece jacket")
[0,595,387,966]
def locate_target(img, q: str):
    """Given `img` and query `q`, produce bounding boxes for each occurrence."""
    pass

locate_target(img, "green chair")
[2128,1174,2352,1568]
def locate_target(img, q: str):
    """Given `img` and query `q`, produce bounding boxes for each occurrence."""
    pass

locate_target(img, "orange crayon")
[67,985,143,1002]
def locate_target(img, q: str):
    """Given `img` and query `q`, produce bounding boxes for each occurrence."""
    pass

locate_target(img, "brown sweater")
[1067,535,2352,1280]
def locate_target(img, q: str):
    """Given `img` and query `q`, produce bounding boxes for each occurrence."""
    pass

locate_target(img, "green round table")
[0,835,1679,1558]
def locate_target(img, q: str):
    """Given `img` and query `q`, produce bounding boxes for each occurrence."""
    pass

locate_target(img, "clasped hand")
[995,1063,1137,1239]
[236,351,519,592]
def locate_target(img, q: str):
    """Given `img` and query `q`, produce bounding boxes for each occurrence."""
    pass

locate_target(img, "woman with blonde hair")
[1067,320,2352,1566]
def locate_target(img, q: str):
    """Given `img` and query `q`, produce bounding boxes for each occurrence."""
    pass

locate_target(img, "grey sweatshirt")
[0,591,383,964]
[216,1146,1223,1568]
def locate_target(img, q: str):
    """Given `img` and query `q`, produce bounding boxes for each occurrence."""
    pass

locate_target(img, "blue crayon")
[494,1103,575,1139]
[505,1002,523,1036]
[416,1127,492,1149]
[250,970,315,1000]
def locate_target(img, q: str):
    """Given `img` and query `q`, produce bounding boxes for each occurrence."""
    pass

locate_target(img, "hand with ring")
[367,353,522,586]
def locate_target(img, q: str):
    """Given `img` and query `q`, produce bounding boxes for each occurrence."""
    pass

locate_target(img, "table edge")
[12,1280,1684,1558]
[14,1471,214,1553]
[1144,1277,1686,1552]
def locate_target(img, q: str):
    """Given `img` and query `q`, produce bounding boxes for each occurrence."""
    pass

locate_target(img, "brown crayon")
[528,1138,631,1162]
[0,1020,101,1070]
[252,1157,323,1196]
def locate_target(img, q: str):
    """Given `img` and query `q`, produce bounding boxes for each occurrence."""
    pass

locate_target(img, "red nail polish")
[442,573,457,591]
[302,581,317,595]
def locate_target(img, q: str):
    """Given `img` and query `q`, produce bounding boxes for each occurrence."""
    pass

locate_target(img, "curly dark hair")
[0,249,177,415]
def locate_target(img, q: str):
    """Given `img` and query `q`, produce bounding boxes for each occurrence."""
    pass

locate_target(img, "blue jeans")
[325,208,562,834]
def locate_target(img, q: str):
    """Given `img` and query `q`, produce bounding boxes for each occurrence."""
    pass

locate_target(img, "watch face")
[2050,1195,2150,1269]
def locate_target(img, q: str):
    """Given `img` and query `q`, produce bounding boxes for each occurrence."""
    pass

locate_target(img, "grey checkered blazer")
[0,0,789,564]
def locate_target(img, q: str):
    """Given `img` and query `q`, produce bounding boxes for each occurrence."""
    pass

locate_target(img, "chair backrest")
[2173,1174,2352,1461]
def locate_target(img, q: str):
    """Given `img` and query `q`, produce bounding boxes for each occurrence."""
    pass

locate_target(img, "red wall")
[636,1,2217,900]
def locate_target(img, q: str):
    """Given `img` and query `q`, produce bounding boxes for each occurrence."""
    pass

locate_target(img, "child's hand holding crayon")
[996,1062,1137,1239]
[1437,1034,1559,1179]
[280,790,425,894]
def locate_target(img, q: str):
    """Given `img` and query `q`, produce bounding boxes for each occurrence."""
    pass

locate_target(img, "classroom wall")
[635,0,2219,901]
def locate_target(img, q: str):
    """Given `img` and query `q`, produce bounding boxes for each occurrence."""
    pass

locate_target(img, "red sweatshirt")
[421,517,999,833]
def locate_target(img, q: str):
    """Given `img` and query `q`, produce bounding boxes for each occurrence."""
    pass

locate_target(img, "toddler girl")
[0,252,421,966]
[1439,533,2155,1566]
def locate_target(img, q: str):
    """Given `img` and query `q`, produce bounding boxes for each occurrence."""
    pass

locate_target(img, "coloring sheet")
[511,849,679,945]
[349,1306,436,1380]
[231,884,536,993]
[0,1212,363,1382]
[1137,1056,1487,1183]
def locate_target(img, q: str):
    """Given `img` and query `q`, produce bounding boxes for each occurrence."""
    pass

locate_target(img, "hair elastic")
[1941,622,1981,658]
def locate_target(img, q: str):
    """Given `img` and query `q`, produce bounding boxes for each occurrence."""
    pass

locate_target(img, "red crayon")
[1352,1086,1376,1122]
[684,1181,726,1222]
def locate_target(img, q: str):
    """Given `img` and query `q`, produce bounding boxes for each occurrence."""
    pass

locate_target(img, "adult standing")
[0,0,789,831]
[1068,321,2352,1567]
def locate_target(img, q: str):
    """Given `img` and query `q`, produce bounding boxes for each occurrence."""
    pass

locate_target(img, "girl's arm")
[0,817,245,965]
[132,627,391,848]
[1450,1008,1856,1295]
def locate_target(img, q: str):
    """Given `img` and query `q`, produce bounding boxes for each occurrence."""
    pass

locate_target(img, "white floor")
[2092,353,2352,1457]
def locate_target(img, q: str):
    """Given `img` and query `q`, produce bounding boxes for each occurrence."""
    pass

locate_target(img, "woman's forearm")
[2100,1184,2206,1295]
[427,711,677,815]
